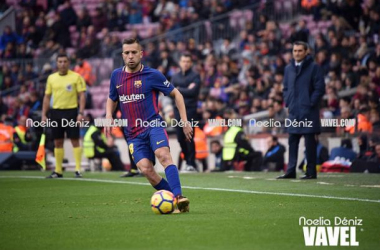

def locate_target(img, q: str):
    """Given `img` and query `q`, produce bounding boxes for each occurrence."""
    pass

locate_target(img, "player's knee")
[156,152,173,167]
[71,139,80,147]
[140,166,154,177]
[137,160,154,176]
[54,139,64,148]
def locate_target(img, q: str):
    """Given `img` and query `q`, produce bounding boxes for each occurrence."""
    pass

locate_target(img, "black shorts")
[50,108,80,140]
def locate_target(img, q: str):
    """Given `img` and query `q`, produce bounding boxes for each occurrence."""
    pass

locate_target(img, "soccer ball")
[151,190,177,214]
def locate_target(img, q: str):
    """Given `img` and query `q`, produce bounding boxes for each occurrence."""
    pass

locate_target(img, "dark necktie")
[296,65,300,74]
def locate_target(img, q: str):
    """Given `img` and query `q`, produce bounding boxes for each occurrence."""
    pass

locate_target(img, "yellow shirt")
[45,70,86,109]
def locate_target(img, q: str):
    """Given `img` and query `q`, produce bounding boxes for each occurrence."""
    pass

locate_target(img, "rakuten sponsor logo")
[119,94,145,103]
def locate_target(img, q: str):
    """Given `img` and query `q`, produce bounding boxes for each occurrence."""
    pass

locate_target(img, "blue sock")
[165,164,182,197]
[153,178,172,192]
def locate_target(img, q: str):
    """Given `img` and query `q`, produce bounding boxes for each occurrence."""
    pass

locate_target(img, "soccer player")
[105,38,191,213]
[42,53,86,178]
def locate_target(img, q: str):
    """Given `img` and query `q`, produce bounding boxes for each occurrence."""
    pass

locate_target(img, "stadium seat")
[307,22,317,30]
[66,48,76,57]
[243,10,253,21]
[302,15,313,22]
[37,0,47,10]
[275,1,282,12]
[69,25,76,33]
[318,21,332,29]
[6,0,19,5]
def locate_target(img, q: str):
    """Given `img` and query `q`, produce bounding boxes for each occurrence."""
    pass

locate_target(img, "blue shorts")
[126,127,169,165]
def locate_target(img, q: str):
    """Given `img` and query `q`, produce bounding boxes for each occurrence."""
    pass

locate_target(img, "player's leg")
[128,135,171,191]
[151,127,189,212]
[67,109,82,177]
[70,138,82,177]
[135,158,163,186]
[154,147,180,194]
[52,139,64,176]
[154,147,189,212]
[46,109,65,178]
[175,124,197,171]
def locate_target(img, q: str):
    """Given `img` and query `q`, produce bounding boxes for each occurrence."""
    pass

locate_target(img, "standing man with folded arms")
[171,53,201,172]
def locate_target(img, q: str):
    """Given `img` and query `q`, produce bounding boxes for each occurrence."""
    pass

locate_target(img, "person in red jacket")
[74,56,96,86]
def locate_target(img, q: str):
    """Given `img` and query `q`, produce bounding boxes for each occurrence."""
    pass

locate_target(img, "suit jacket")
[283,55,325,134]
[171,69,201,119]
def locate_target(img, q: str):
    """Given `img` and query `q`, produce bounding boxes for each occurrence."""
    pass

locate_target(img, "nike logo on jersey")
[116,84,123,88]
[156,140,165,145]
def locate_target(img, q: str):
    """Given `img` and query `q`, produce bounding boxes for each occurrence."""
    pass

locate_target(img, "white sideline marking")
[1,176,380,204]
[317,182,334,185]
[360,185,380,188]
[242,176,256,180]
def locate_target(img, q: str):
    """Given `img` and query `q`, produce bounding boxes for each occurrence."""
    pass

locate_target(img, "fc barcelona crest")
[134,80,142,88]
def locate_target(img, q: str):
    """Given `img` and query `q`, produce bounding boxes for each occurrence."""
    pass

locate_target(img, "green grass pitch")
[0,171,379,250]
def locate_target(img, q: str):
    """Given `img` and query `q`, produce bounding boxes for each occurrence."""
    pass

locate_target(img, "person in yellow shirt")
[42,53,87,178]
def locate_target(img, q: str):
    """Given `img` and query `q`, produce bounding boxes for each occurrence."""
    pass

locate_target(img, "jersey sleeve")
[76,75,87,92]
[45,76,52,95]
[109,70,119,102]
[151,70,174,96]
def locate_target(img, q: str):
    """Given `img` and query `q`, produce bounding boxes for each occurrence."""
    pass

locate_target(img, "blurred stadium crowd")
[1,0,380,170]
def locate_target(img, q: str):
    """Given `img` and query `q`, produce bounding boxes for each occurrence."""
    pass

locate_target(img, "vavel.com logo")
[300,217,362,246]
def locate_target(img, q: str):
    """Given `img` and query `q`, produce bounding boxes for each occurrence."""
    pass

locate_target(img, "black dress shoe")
[300,175,317,180]
[277,174,296,179]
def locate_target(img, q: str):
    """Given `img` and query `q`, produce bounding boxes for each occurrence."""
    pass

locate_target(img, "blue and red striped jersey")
[109,65,174,139]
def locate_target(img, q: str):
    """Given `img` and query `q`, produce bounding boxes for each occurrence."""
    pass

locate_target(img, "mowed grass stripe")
[1,176,380,204]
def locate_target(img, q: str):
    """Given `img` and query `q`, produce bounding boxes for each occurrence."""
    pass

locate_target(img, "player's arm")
[42,94,51,122]
[76,75,87,121]
[77,91,86,121]
[105,98,118,137]
[42,77,52,122]
[106,71,119,137]
[170,88,193,142]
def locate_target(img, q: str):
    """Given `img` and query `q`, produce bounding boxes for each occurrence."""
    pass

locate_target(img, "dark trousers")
[177,153,208,171]
[94,149,124,171]
[175,123,196,169]
[222,151,262,171]
[241,151,263,171]
[286,133,317,177]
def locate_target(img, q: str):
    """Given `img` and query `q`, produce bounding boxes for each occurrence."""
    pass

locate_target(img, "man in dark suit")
[171,53,201,172]
[278,41,325,179]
